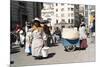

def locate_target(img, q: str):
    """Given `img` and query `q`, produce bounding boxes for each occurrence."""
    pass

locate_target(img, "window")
[68,19,70,23]
[19,2,25,6]
[85,11,88,17]
[71,4,73,6]
[67,4,70,5]
[56,14,58,17]
[56,3,58,6]
[56,19,58,24]
[61,8,64,11]
[61,13,64,17]
[71,13,74,17]
[68,13,70,17]
[71,19,74,23]
[71,8,74,11]
[68,8,70,11]
[61,19,65,23]
[61,3,64,6]
[62,26,65,28]
[62,19,65,21]
[56,9,58,12]
[75,5,79,9]
[85,5,88,10]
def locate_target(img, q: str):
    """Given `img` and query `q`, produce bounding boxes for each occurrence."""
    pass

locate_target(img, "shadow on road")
[48,53,56,58]
[64,47,87,52]
[75,47,86,51]
[45,53,56,59]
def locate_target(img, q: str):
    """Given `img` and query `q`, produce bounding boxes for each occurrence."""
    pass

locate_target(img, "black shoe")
[27,53,31,56]
[42,57,47,59]
[10,61,14,64]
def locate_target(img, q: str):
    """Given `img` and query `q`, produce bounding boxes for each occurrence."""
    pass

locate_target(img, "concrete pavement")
[10,37,95,67]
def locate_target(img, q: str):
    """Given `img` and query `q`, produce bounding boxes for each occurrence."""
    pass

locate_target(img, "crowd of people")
[10,16,95,60]
[11,18,61,60]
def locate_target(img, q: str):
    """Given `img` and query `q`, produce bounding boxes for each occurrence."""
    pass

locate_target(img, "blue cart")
[61,38,80,52]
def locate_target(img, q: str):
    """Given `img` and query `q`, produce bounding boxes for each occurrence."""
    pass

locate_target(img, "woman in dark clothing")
[79,24,88,49]
[42,25,51,47]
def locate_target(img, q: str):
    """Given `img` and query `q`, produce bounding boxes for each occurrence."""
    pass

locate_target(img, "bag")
[25,47,31,53]
[80,39,88,48]
[41,47,49,57]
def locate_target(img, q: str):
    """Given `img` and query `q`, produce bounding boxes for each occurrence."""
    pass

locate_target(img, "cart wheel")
[65,45,76,52]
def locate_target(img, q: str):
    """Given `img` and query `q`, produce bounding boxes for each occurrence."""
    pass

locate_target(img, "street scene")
[10,0,95,67]
[10,37,95,67]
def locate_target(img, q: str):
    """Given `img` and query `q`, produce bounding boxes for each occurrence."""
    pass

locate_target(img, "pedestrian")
[53,27,61,44]
[14,24,21,46]
[19,28,25,47]
[90,16,95,43]
[92,17,95,36]
[86,26,90,37]
[25,27,32,56]
[49,26,55,45]
[40,23,47,47]
[79,23,88,49]
[31,20,47,60]
[43,24,51,47]
[15,24,21,39]
[16,24,21,33]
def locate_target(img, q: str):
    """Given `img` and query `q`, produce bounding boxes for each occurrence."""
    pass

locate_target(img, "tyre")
[65,45,76,52]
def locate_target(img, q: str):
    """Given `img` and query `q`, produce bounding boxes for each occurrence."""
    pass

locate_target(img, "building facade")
[74,4,95,28]
[41,3,95,30]
[41,3,74,27]
[10,0,43,30]
[88,5,95,26]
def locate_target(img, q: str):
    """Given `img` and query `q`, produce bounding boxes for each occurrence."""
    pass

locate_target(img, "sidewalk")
[10,37,95,67]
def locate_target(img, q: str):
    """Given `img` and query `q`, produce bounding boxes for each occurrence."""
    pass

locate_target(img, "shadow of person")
[43,53,56,59]
[75,47,86,51]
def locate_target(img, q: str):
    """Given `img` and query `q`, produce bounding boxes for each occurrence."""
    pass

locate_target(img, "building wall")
[74,5,80,28]
[26,2,34,21]
[41,3,95,29]
[88,5,95,26]
[41,3,74,26]
[11,1,19,23]
[10,0,43,30]
[11,0,22,30]
[53,3,74,24]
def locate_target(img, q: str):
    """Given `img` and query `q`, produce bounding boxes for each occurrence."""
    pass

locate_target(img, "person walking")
[31,20,47,59]
[15,24,21,45]
[79,23,88,49]
[43,24,51,47]
[90,16,95,43]
[19,28,25,47]
[53,27,61,44]
[49,26,55,45]
[25,27,32,56]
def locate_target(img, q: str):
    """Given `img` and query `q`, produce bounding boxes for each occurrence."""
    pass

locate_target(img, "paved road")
[10,37,95,67]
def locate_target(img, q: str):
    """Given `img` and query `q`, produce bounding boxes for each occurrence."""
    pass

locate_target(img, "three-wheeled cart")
[62,38,80,52]
[61,28,80,52]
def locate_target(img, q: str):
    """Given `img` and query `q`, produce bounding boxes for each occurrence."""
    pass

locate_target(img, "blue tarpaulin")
[61,38,80,47]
